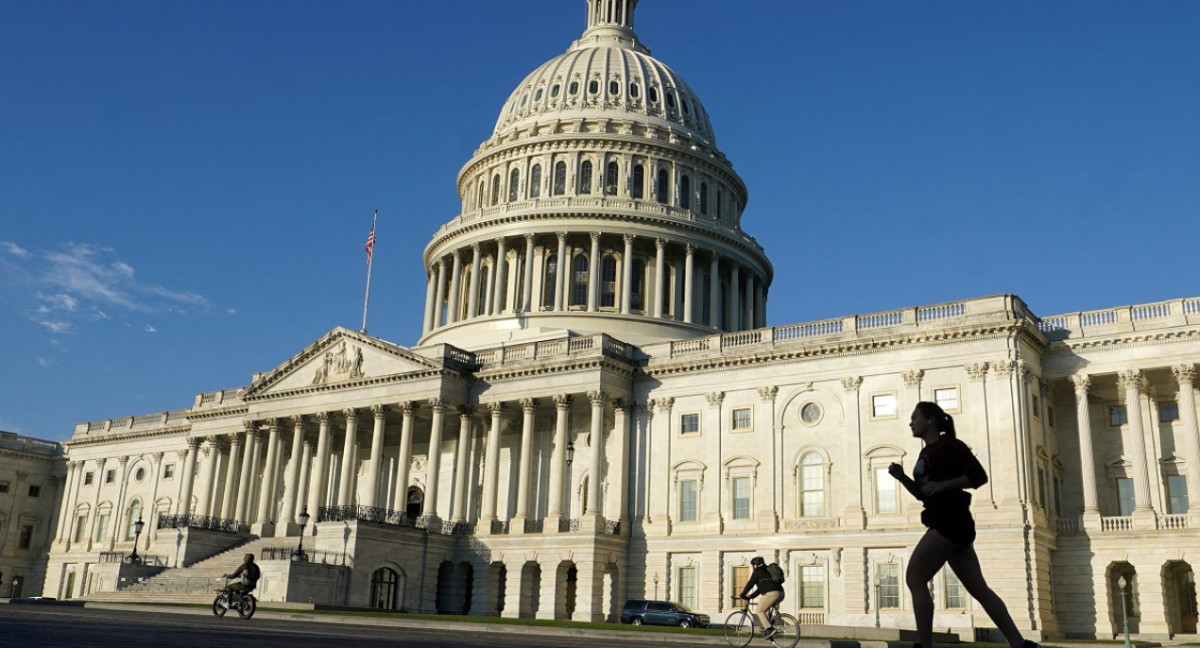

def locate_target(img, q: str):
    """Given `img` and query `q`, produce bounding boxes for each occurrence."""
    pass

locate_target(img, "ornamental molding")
[757,385,778,401]
[901,369,924,388]
[841,376,862,392]
[1053,328,1200,353]
[1172,364,1196,385]
[1117,370,1148,394]
[706,391,725,407]
[782,518,839,530]
[61,425,191,449]
[1071,374,1091,395]
[966,362,989,382]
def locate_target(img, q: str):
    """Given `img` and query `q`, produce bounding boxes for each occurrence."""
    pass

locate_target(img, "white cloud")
[36,357,50,368]
[1,241,32,259]
[145,325,158,333]
[36,318,76,334]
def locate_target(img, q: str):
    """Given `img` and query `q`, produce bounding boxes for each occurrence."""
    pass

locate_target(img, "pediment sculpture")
[312,341,366,385]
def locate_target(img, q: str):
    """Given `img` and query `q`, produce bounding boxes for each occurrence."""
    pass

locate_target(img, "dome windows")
[609,80,620,95]
[569,81,580,95]
[521,94,528,107]
[553,162,567,196]
[509,169,520,202]
[666,92,676,109]
[604,161,619,195]
[629,83,640,99]
[588,80,599,95]
[682,98,690,114]
[579,160,593,194]
[551,84,561,98]
[648,86,659,103]
[535,88,543,102]
[530,164,542,199]
[631,164,644,199]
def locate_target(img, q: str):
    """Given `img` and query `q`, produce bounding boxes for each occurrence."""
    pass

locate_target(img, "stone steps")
[85,536,275,603]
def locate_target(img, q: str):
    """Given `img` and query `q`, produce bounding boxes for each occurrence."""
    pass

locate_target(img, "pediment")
[244,327,442,398]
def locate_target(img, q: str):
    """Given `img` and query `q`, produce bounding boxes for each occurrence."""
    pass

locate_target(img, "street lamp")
[127,517,145,565]
[1118,575,1131,648]
[294,508,311,562]
[874,572,882,629]
[653,573,660,599]
[565,440,575,466]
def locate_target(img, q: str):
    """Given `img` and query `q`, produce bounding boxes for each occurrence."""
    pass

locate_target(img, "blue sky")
[3,1,1199,442]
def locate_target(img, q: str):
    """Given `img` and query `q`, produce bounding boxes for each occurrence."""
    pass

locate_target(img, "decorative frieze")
[841,376,862,392]
[757,386,778,401]
[966,362,989,382]
[901,370,924,388]
[706,391,724,406]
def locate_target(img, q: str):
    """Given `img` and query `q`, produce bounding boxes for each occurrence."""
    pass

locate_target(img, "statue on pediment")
[311,341,366,385]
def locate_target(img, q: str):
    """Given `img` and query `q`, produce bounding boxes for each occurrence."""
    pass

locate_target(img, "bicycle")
[212,577,257,619]
[724,596,799,648]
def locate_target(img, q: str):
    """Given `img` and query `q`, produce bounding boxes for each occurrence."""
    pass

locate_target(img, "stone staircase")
[84,536,273,604]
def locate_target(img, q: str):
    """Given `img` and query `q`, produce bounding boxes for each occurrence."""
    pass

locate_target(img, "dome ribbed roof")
[491,5,716,146]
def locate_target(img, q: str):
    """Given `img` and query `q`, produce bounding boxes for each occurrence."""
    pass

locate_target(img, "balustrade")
[157,513,242,534]
[1160,514,1189,530]
[1100,515,1134,532]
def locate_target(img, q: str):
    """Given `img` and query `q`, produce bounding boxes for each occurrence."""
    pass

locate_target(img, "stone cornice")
[475,356,636,384]
[185,405,251,421]
[61,425,191,449]
[242,368,460,403]
[0,447,63,464]
[1047,327,1200,355]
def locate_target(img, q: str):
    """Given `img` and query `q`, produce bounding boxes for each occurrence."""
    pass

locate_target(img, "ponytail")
[915,401,956,439]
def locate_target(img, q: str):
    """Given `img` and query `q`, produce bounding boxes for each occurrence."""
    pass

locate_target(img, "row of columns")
[1071,365,1200,522]
[422,233,767,334]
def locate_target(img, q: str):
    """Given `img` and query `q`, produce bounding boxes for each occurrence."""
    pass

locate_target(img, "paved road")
[0,603,715,648]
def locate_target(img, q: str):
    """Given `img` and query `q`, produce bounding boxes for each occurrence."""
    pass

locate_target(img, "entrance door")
[1178,570,1198,634]
[63,571,76,600]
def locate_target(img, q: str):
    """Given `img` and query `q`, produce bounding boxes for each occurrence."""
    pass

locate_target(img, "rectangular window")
[28,484,41,498]
[944,570,968,609]
[1109,406,1128,426]
[875,467,898,514]
[731,408,752,431]
[732,476,751,519]
[680,413,700,435]
[1160,401,1180,423]
[84,472,94,486]
[679,479,698,522]
[933,387,959,412]
[163,464,175,480]
[878,564,901,609]
[94,513,110,542]
[678,566,697,609]
[1047,405,1057,428]
[800,461,825,517]
[1167,475,1189,514]
[872,393,896,418]
[800,565,825,609]
[73,515,88,544]
[105,469,115,484]
[18,524,34,549]
[0,481,8,494]
[1031,393,1041,419]
[1116,478,1135,516]
[731,565,750,603]
[1037,467,1047,508]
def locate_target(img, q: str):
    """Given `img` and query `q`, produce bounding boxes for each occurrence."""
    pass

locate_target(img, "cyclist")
[223,553,261,598]
[739,556,784,640]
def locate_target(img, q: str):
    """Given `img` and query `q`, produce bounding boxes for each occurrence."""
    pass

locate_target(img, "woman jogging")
[888,401,1040,648]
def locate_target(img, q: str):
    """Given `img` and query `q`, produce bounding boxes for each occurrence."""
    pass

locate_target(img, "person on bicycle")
[224,553,261,597]
[740,556,784,640]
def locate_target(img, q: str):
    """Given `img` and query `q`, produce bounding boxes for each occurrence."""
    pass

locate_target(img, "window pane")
[1116,478,1135,516]
[801,566,825,609]
[732,476,750,519]
[678,567,697,608]
[1161,402,1180,422]
[1168,475,1189,514]
[732,408,751,430]
[879,564,901,608]
[681,414,699,434]
[945,569,968,609]
[801,456,825,517]
[731,566,750,602]
[680,480,697,522]
[95,513,110,542]
[1110,406,1127,426]
[872,394,896,417]
[934,387,958,411]
[876,467,897,514]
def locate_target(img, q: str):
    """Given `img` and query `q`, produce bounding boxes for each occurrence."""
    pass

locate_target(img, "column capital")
[519,398,538,412]
[613,398,633,413]
[428,397,448,412]
[471,241,481,253]
[342,407,359,421]
[242,420,257,434]
[557,231,567,242]
[118,455,130,466]
[553,393,572,409]
[1173,364,1196,386]
[291,414,305,429]
[966,363,989,382]
[487,401,507,416]
[706,391,725,407]
[317,410,331,424]
[1118,369,1147,394]
[587,390,609,406]
[901,370,924,388]
[685,243,695,255]
[589,232,600,243]
[1071,374,1092,395]
[992,360,1016,376]
[227,432,243,447]
[841,376,862,393]
[623,233,634,245]
[185,437,199,450]
[654,397,675,412]
[524,233,535,243]
[655,237,665,250]
[757,385,778,401]
[153,451,165,463]
[1017,360,1033,382]
[266,418,280,432]
[371,403,386,418]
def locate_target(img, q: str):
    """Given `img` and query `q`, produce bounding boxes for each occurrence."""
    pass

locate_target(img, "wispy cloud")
[3,241,212,335]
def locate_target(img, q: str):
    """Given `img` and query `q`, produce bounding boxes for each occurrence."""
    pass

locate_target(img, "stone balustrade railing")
[1037,297,1200,340]
[0,431,61,456]
[157,513,243,534]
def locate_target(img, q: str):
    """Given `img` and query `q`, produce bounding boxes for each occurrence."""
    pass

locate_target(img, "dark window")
[666,92,676,108]
[476,266,490,315]
[682,97,689,114]
[406,486,424,520]
[631,164,644,199]
[631,259,645,310]
[534,88,543,102]
[717,189,723,218]
[630,83,639,99]
[604,161,619,195]
[656,169,669,204]
[609,80,619,95]
[371,568,399,610]
[571,255,589,306]
[551,84,560,98]
[163,465,175,479]
[530,164,542,198]
[508,169,519,202]
[543,255,558,308]
[700,182,708,214]
[18,525,34,549]
[105,470,115,484]
[1161,401,1180,422]
[491,174,501,206]
[588,80,598,94]
[553,162,567,195]
[680,175,691,209]
[28,485,41,498]
[0,481,8,494]
[600,256,617,308]
[649,86,658,103]
[579,161,592,195]
[84,472,94,486]
[569,81,579,95]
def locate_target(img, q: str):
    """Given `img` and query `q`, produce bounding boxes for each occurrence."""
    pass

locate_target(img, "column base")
[1132,508,1158,531]
[275,522,301,537]
[544,515,562,534]
[580,513,604,534]
[477,516,495,536]
[250,522,276,537]
[510,515,528,535]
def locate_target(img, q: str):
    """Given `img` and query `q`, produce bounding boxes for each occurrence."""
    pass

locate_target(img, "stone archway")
[1108,562,1140,636]
[520,562,542,618]
[1162,561,1197,636]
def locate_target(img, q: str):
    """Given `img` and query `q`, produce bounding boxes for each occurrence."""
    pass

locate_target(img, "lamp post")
[293,508,311,562]
[565,440,575,466]
[874,572,882,629]
[127,517,145,565]
[1118,576,1131,648]
[653,573,659,599]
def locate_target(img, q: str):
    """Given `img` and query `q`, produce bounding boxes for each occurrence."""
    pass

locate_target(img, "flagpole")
[361,210,377,334]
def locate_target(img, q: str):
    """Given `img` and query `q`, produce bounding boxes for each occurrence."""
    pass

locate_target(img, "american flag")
[365,216,376,265]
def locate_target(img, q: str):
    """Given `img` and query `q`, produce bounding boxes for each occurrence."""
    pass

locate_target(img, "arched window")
[580,476,590,515]
[553,162,567,196]
[508,169,519,202]
[476,265,490,316]
[370,568,399,610]
[579,161,593,195]
[630,259,645,310]
[631,164,644,199]
[530,164,542,198]
[656,168,669,204]
[604,161,619,195]
[716,189,723,219]
[680,175,691,209]
[491,174,501,206]
[124,499,142,541]
[699,182,708,215]
[406,486,424,520]
[600,255,618,308]
[571,254,589,307]
[542,254,558,308]
[800,452,826,517]
[476,180,485,209]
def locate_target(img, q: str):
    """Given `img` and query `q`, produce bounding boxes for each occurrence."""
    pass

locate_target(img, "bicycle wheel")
[237,594,257,619]
[723,610,754,647]
[771,612,800,648]
[212,594,228,617]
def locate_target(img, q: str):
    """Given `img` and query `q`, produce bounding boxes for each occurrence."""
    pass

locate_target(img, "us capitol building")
[4,0,1199,640]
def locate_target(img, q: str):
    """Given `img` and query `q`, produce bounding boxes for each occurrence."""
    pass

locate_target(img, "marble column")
[467,244,482,319]
[683,244,695,324]
[194,440,218,518]
[452,406,475,523]
[54,461,80,544]
[393,402,416,513]
[255,420,281,529]
[1119,370,1155,520]
[280,416,305,527]
[586,390,607,518]
[432,258,448,328]
[307,412,332,517]
[1172,365,1200,519]
[728,262,740,331]
[1071,375,1100,520]
[362,405,387,508]
[480,402,506,527]
[620,234,633,314]
[425,399,448,519]
[234,424,257,523]
[337,410,359,507]
[554,233,567,311]
[296,436,313,521]
[612,400,631,526]
[653,238,665,318]
[492,237,508,315]
[423,270,436,335]
[547,395,571,523]
[446,250,463,325]
[708,252,720,329]
[744,274,755,330]
[587,233,600,311]
[178,439,199,517]
[513,398,537,529]
[219,433,242,520]
[522,234,535,311]
[755,281,766,328]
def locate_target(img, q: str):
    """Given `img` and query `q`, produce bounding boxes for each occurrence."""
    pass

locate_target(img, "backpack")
[766,562,786,584]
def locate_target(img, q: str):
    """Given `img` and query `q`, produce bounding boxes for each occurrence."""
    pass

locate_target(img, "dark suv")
[620,599,710,628]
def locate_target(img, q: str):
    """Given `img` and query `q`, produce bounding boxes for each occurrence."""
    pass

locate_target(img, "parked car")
[620,599,711,628]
